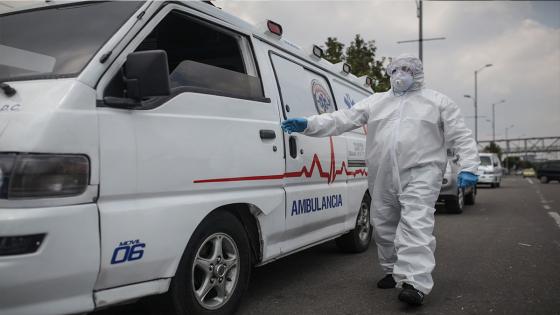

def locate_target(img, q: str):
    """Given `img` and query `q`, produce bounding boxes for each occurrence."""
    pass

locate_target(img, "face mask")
[390,70,414,94]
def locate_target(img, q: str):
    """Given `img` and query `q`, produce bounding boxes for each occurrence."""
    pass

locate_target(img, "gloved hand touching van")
[281,118,308,134]
[458,171,478,188]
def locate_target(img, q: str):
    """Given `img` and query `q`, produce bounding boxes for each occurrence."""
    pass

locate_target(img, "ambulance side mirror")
[104,50,171,109]
[123,50,171,100]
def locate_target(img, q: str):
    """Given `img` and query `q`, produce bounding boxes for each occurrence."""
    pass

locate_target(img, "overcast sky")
[214,0,560,141]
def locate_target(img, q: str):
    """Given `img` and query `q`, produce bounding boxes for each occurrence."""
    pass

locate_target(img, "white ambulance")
[0,1,374,314]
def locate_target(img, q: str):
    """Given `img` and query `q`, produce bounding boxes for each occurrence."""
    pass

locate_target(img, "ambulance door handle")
[288,136,297,159]
[259,129,276,140]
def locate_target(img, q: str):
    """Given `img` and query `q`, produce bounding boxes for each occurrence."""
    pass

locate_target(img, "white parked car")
[477,153,503,188]
[0,2,375,315]
[438,155,476,214]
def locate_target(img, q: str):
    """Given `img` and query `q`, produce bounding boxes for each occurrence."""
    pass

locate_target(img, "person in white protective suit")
[281,54,480,306]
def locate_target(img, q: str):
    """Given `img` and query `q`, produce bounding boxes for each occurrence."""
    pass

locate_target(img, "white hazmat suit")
[302,55,479,294]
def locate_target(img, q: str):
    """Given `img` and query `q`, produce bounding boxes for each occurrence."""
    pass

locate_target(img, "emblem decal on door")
[344,93,356,109]
[311,79,333,114]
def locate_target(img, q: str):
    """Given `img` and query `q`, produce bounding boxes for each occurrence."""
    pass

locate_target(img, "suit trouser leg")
[392,166,442,294]
[371,188,401,274]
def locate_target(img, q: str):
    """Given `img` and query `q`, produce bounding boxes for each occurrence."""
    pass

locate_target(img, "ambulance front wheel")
[170,211,251,315]
[335,193,372,253]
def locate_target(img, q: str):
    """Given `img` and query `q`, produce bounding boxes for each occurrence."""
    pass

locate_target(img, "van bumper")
[0,204,99,315]
[478,175,498,184]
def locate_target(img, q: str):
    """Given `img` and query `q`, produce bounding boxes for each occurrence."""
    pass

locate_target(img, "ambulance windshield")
[0,1,142,82]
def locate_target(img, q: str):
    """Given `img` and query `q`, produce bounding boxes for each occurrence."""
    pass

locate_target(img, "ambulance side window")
[269,53,337,119]
[330,77,372,135]
[104,9,265,102]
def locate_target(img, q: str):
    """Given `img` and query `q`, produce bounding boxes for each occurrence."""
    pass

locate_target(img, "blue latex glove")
[281,118,308,134]
[458,171,478,189]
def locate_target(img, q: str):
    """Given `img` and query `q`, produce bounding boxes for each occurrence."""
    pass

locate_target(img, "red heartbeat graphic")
[194,137,367,184]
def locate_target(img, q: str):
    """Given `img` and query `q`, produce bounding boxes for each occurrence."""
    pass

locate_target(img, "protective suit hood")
[387,53,425,94]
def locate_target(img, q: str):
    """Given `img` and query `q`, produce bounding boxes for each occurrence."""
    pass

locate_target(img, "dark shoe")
[377,274,396,289]
[398,283,425,306]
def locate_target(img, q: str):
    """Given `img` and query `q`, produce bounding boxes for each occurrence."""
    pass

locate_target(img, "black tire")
[464,187,476,205]
[490,183,495,188]
[540,176,549,184]
[336,193,372,253]
[445,188,464,214]
[170,211,251,315]
[496,182,501,188]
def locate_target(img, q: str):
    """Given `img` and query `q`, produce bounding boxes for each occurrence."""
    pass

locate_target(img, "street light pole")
[475,72,478,142]
[464,94,476,142]
[492,99,506,142]
[473,64,493,143]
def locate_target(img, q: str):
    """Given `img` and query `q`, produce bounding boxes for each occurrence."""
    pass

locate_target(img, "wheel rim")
[357,200,370,242]
[458,189,464,209]
[191,233,240,310]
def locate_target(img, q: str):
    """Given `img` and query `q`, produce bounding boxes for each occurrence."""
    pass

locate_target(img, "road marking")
[518,242,532,247]
[535,189,551,204]
[526,178,534,184]
[543,205,551,210]
[548,212,560,229]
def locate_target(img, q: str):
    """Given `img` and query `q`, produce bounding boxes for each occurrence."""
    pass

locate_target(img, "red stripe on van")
[194,137,367,184]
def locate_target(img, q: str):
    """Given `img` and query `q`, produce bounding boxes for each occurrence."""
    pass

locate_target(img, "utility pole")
[396,0,445,62]
[418,0,423,61]
[468,64,493,143]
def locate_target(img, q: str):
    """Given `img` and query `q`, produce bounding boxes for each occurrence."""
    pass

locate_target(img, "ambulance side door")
[94,5,285,289]
[268,50,349,252]
[330,78,371,231]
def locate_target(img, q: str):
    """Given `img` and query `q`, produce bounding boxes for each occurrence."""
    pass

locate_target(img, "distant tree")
[503,156,520,170]
[483,142,503,160]
[346,35,391,92]
[323,37,344,64]
[345,35,374,77]
[322,34,390,93]
[370,56,391,92]
[518,160,534,169]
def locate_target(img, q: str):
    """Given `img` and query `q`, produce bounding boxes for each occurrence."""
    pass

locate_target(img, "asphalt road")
[93,176,560,315]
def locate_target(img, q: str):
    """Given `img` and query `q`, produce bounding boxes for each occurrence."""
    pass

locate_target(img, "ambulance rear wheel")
[335,193,372,253]
[170,211,251,315]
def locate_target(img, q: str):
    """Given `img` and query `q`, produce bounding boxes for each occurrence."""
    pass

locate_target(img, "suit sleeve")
[302,95,373,137]
[441,97,480,173]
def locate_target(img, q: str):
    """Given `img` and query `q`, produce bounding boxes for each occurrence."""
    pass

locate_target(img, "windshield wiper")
[0,83,16,97]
